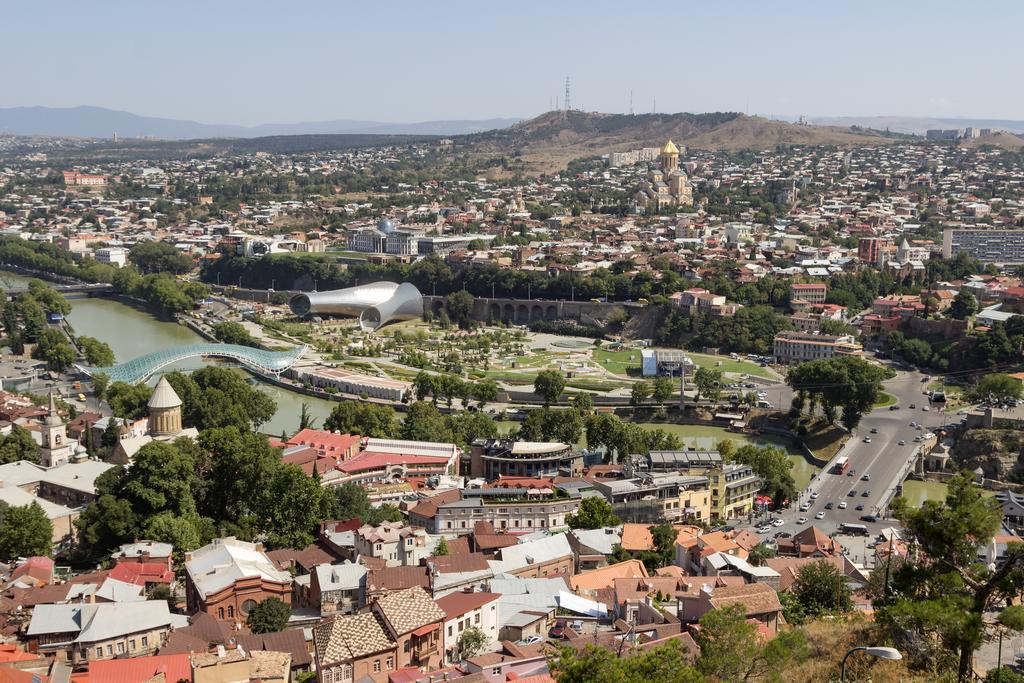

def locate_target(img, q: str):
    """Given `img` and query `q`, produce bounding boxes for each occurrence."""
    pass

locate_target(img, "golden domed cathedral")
[634,139,693,211]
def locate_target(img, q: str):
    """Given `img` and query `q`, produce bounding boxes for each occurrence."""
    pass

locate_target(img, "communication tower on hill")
[565,76,571,111]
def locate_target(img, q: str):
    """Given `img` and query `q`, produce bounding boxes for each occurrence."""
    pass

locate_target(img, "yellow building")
[635,139,694,211]
[687,463,760,520]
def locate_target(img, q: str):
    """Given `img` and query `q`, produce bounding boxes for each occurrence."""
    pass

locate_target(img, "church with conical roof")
[634,139,694,211]
[110,376,197,464]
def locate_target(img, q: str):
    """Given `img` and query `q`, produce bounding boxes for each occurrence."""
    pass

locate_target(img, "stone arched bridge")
[422,296,639,324]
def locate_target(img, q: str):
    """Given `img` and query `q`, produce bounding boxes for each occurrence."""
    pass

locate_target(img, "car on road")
[774,531,792,538]
[838,501,847,509]
[861,473,870,481]
[824,502,834,510]
[855,503,865,511]
[815,511,826,520]
[862,489,871,497]
[910,421,917,427]
[910,403,916,409]
[870,427,878,434]
[756,525,772,534]
[922,406,930,411]
[799,502,810,512]
[797,516,809,524]
[898,440,906,445]
[848,489,857,497]
[847,469,856,477]
[889,405,899,411]
[771,518,785,527]
[860,514,878,523]
[863,436,872,443]
[810,492,819,499]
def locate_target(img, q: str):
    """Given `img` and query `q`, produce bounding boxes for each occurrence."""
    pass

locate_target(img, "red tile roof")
[286,429,361,458]
[109,561,174,585]
[88,653,192,683]
[338,451,451,474]
[434,591,501,620]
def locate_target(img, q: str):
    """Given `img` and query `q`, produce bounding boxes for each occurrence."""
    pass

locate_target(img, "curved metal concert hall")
[289,282,423,331]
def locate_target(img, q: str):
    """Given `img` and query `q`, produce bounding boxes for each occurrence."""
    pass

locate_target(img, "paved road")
[746,367,964,540]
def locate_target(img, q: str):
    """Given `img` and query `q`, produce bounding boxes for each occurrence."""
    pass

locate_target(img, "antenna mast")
[564,76,571,111]
[629,90,633,115]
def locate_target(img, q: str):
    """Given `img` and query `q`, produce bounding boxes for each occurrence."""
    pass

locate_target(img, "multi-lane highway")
[751,367,958,537]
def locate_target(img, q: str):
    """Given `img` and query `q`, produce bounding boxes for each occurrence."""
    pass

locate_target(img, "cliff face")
[953,429,1024,480]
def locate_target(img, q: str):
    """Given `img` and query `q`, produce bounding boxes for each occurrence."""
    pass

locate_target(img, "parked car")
[521,635,543,645]
[862,490,871,497]
[772,518,785,527]
[756,525,772,534]
[838,501,848,509]
[848,490,857,497]
[774,531,792,539]
[810,492,819,500]
[799,502,811,512]
[549,620,567,639]
[909,404,916,409]
[862,473,870,481]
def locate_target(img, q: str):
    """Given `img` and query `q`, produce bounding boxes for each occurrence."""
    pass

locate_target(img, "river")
[0,265,344,437]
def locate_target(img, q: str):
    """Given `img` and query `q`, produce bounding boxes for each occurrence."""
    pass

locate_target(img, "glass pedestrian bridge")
[77,343,308,385]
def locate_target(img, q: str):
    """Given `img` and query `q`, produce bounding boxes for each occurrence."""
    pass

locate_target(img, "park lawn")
[592,348,642,374]
[686,352,776,379]
[873,391,898,408]
[565,378,633,392]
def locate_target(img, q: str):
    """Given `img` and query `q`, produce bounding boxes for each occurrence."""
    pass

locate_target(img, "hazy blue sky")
[5,0,1022,124]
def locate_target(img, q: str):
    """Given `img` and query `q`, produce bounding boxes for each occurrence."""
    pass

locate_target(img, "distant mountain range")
[809,115,1024,136]
[0,106,522,139]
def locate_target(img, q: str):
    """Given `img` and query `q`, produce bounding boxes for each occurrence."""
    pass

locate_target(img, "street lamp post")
[839,646,902,682]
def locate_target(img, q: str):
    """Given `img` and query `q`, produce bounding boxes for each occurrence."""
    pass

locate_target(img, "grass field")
[592,348,642,375]
[686,352,776,379]
[900,479,995,507]
[873,391,898,408]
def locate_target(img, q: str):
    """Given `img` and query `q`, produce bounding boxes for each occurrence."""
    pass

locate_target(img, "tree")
[573,391,595,415]
[455,626,487,661]
[652,376,674,406]
[323,401,398,438]
[0,424,41,464]
[747,543,776,567]
[949,291,978,320]
[106,381,154,419]
[0,502,52,561]
[649,523,677,569]
[32,327,75,372]
[444,291,475,329]
[212,321,259,347]
[879,472,1024,680]
[792,559,852,617]
[298,402,316,431]
[566,496,620,530]
[129,241,194,275]
[694,367,722,404]
[90,372,110,401]
[967,373,1024,405]
[77,336,115,367]
[246,597,291,634]
[400,401,453,442]
[534,369,565,406]
[326,482,373,522]
[696,603,808,682]
[471,379,499,409]
[731,444,796,506]
[551,639,703,683]
[165,367,276,431]
[517,407,582,445]
[630,381,651,407]
[265,464,323,549]
[434,537,450,556]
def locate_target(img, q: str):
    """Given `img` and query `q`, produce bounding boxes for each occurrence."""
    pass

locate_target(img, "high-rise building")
[943,227,1024,264]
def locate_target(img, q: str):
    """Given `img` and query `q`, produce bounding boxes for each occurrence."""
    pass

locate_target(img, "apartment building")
[704,463,761,520]
[592,472,711,523]
[467,439,581,479]
[773,331,862,364]
[943,227,1024,264]
[435,591,501,664]
[410,488,581,535]
[354,521,434,567]
[789,282,827,307]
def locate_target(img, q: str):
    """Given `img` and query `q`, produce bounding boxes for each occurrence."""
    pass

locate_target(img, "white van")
[756,399,774,409]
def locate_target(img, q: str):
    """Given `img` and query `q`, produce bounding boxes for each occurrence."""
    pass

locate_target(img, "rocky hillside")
[953,429,1024,480]
[459,110,895,172]
[961,131,1024,151]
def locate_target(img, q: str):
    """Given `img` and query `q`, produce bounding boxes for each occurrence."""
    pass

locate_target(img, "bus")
[839,523,869,536]
[832,456,850,475]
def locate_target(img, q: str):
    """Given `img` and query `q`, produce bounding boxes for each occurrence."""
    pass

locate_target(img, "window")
[106,645,112,656]
[96,647,102,658]
[492,667,502,676]
[218,607,224,619]
[241,600,256,615]
[373,659,381,673]
[116,642,125,654]
[228,605,235,619]
[448,625,453,637]
[474,613,480,624]
[129,639,136,651]
[386,656,394,670]
[142,636,148,647]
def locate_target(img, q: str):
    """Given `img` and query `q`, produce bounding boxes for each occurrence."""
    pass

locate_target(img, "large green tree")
[246,597,291,634]
[696,603,808,681]
[566,497,620,530]
[0,502,53,561]
[534,369,566,406]
[879,472,1024,679]
[323,401,399,438]
[693,367,722,404]
[165,367,275,431]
